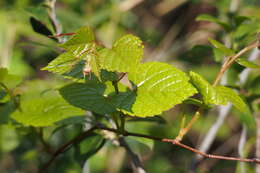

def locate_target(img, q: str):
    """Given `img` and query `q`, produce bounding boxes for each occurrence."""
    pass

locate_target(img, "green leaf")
[11,90,85,127]
[59,82,119,115]
[88,52,102,81]
[42,47,105,82]
[196,14,231,31]
[236,58,260,68]
[113,62,197,117]
[42,52,81,75]
[208,38,234,56]
[59,26,95,49]
[215,86,250,115]
[189,71,221,105]
[190,71,250,115]
[44,38,103,81]
[99,34,143,73]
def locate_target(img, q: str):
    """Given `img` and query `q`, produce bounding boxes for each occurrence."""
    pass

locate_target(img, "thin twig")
[175,110,201,141]
[44,0,63,43]
[38,126,98,173]
[177,41,260,143]
[213,41,259,86]
[98,126,260,164]
[39,124,260,172]
[192,48,260,166]
[48,32,75,38]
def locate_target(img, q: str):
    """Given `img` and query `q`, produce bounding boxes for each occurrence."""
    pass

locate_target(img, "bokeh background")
[0,0,260,173]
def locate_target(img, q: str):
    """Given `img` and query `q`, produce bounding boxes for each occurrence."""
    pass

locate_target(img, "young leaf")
[42,44,102,81]
[11,90,85,127]
[59,26,95,49]
[215,86,250,115]
[99,34,143,73]
[59,82,118,115]
[190,71,250,115]
[113,62,197,117]
[208,38,234,56]
[88,53,102,81]
[42,52,80,75]
[189,71,221,105]
[236,58,260,68]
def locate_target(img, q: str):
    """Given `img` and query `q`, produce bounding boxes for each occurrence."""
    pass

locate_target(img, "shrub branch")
[39,124,260,173]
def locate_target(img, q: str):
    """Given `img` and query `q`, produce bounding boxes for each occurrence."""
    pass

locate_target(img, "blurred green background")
[0,0,260,173]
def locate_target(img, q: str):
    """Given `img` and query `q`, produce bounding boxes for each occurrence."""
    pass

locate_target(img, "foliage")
[0,0,260,173]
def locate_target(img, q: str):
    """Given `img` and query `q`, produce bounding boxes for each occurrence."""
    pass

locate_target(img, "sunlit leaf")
[88,53,102,81]
[59,26,95,49]
[42,52,81,75]
[190,71,250,115]
[42,45,103,81]
[99,34,143,73]
[43,26,103,81]
[189,71,220,105]
[215,86,250,115]
[112,62,197,117]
